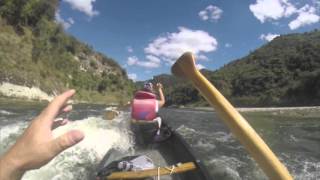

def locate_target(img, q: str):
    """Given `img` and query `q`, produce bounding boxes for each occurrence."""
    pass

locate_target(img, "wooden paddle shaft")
[107,162,196,179]
[172,52,293,180]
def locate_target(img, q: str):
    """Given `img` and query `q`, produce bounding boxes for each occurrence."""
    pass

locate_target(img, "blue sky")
[56,0,320,81]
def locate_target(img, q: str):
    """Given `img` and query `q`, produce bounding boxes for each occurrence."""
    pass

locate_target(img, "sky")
[56,0,320,81]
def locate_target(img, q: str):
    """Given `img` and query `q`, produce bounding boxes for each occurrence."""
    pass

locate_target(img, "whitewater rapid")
[1,106,319,180]
[0,111,134,180]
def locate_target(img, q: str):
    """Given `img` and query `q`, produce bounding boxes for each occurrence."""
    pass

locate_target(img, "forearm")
[0,152,25,180]
[158,88,165,102]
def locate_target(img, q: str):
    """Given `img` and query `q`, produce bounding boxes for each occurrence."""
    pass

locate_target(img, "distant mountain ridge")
[143,30,320,107]
[0,0,135,103]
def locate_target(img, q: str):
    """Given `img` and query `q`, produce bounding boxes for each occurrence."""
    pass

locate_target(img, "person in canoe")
[131,82,165,135]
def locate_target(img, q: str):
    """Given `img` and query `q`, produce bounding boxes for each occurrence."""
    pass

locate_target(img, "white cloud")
[199,5,223,21]
[250,0,320,29]
[128,73,137,81]
[144,27,218,64]
[225,43,232,48]
[260,33,280,41]
[63,0,99,17]
[196,64,206,70]
[55,11,74,29]
[136,61,160,68]
[67,17,75,25]
[127,56,160,68]
[127,56,138,65]
[249,0,297,23]
[289,5,320,30]
[197,54,209,61]
[129,27,216,69]
[146,55,161,63]
[127,46,133,53]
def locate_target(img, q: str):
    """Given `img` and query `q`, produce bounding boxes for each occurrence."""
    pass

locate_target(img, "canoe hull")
[97,121,211,180]
[157,131,211,179]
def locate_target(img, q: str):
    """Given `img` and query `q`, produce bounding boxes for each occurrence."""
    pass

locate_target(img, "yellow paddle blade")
[171,52,197,79]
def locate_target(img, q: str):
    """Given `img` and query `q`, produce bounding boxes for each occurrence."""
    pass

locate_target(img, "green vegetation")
[145,30,320,107]
[210,30,320,106]
[242,108,320,122]
[0,0,136,104]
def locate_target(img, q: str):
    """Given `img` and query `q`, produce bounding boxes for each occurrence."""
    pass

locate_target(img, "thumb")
[50,130,84,156]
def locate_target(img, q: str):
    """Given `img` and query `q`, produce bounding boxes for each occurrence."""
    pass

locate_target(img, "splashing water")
[0,110,15,115]
[0,112,134,180]
[0,121,29,155]
[161,108,320,180]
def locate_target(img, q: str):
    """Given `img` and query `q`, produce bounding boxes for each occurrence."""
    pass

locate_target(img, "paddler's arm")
[156,83,165,107]
[0,90,84,180]
[0,156,25,180]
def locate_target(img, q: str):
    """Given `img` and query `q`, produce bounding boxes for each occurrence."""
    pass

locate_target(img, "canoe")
[96,120,211,180]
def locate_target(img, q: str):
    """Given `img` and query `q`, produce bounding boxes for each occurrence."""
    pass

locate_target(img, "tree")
[0,0,58,28]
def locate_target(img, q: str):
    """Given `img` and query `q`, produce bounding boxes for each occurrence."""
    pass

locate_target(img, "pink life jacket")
[131,91,157,121]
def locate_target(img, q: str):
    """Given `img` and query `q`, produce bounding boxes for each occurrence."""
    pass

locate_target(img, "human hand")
[0,90,84,180]
[156,83,163,90]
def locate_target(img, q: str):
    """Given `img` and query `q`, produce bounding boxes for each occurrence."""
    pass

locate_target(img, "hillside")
[144,30,320,107]
[0,0,135,104]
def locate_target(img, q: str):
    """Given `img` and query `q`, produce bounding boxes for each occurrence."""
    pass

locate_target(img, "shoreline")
[0,96,117,106]
[178,106,320,112]
[0,82,53,101]
[236,106,320,112]
[0,82,120,106]
[0,83,319,111]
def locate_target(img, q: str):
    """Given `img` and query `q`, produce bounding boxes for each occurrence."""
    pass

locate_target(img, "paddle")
[106,162,196,179]
[171,52,293,180]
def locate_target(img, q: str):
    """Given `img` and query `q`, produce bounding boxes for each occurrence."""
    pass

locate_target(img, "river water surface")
[0,103,319,179]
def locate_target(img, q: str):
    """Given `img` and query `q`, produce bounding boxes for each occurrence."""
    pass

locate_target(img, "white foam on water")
[207,156,243,180]
[0,114,133,180]
[289,134,299,142]
[22,116,133,180]
[195,139,216,150]
[213,131,235,143]
[0,121,28,154]
[56,116,132,158]
[104,106,117,111]
[0,121,26,140]
[0,110,15,115]
[176,124,197,136]
[209,156,246,170]
[291,159,320,180]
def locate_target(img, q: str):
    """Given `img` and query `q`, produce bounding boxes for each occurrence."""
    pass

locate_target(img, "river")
[0,103,319,179]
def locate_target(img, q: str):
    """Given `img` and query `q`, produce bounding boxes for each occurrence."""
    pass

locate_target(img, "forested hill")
[146,30,320,107]
[0,0,135,103]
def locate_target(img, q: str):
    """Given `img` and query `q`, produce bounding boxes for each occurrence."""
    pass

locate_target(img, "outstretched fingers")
[51,104,73,130]
[41,90,76,123]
